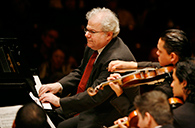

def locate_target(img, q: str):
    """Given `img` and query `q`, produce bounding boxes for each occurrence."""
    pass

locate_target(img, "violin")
[108,97,183,128]
[87,66,173,96]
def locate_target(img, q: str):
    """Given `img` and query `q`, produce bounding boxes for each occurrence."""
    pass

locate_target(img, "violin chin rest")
[87,87,98,96]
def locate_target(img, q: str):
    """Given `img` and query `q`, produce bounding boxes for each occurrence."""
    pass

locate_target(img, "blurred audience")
[26,27,59,68]
[39,48,78,84]
[106,0,136,31]
[0,0,194,70]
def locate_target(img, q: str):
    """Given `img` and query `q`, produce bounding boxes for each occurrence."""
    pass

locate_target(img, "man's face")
[171,68,185,98]
[52,49,65,69]
[42,30,59,48]
[85,15,111,50]
[156,38,172,66]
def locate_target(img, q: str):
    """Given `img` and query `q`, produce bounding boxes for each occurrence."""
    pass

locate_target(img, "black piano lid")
[0,38,38,107]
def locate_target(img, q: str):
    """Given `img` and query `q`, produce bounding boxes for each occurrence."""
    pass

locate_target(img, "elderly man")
[39,7,138,128]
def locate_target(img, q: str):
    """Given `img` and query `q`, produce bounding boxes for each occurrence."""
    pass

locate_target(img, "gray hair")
[86,7,120,38]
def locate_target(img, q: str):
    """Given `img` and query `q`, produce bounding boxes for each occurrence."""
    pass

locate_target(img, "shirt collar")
[97,46,105,55]
[155,125,162,128]
[94,46,105,63]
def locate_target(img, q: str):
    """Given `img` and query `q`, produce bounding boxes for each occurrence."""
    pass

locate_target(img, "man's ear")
[144,112,151,126]
[182,80,191,94]
[182,80,187,87]
[170,52,179,65]
[106,31,113,40]
[181,80,188,91]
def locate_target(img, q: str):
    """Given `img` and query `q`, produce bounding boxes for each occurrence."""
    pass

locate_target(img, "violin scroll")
[87,87,97,96]
[87,78,123,96]
[168,97,183,109]
[87,84,104,96]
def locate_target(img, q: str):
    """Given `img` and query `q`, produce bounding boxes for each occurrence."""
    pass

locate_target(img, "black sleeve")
[110,93,135,116]
[138,61,160,68]
[110,86,140,116]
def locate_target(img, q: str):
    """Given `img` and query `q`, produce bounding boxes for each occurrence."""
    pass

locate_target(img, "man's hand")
[39,83,62,97]
[107,73,123,97]
[39,92,60,107]
[108,60,138,72]
[114,116,129,128]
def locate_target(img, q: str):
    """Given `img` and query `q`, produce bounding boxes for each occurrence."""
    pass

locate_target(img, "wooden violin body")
[88,66,173,96]
[128,110,138,128]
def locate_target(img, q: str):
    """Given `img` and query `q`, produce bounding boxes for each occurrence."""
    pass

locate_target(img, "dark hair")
[15,102,48,128]
[160,29,192,61]
[134,90,173,125]
[175,57,195,103]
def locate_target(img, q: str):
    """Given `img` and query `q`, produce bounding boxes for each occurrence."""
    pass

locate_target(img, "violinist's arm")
[108,60,160,72]
[108,73,136,116]
[110,93,135,116]
[108,60,138,72]
[138,61,160,68]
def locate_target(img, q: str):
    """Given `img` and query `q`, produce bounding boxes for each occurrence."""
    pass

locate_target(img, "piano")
[0,38,62,127]
[0,38,38,106]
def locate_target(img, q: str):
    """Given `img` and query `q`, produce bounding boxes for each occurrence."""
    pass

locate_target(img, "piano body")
[0,38,38,107]
[0,38,61,127]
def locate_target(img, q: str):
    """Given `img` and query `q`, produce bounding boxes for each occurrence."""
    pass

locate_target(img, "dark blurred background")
[0,0,194,79]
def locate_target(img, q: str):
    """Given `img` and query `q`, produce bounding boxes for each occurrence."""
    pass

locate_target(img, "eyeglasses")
[84,28,105,34]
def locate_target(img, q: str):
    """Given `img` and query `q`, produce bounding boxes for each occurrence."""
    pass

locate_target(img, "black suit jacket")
[57,37,139,128]
[173,102,195,128]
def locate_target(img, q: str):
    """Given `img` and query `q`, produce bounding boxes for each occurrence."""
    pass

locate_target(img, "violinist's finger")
[110,66,116,72]
[114,117,128,124]
[118,122,128,128]
[110,73,121,79]
[123,117,129,122]
[107,73,121,81]
[108,60,119,72]
[109,60,126,72]
[114,119,119,125]
[109,82,123,97]
[107,76,115,81]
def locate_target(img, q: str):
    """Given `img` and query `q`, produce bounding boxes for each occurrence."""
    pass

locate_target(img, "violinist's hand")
[39,82,62,97]
[107,73,123,97]
[108,60,138,72]
[114,116,129,128]
[39,92,60,107]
